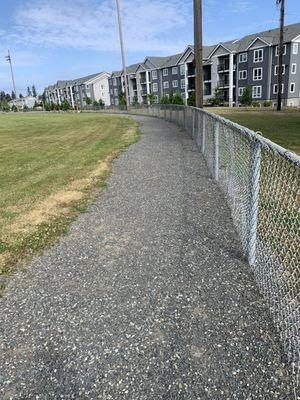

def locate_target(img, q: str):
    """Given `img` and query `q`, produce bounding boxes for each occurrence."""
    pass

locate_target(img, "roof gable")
[245,37,271,50]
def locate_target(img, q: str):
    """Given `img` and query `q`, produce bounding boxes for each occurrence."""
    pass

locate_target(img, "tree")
[85,97,92,105]
[60,100,70,111]
[132,96,139,106]
[240,85,252,106]
[11,91,16,99]
[5,93,11,102]
[118,91,127,106]
[98,99,105,108]
[93,100,99,107]
[32,85,37,97]
[12,104,18,112]
[147,92,156,105]
[27,86,32,96]
[0,98,9,112]
[19,93,24,98]
[0,91,6,101]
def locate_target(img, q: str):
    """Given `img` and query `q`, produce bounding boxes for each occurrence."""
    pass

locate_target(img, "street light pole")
[276,0,285,111]
[194,0,204,109]
[115,0,130,109]
[6,49,17,102]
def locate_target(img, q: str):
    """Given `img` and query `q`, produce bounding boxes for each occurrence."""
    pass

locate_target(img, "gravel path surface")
[0,116,293,399]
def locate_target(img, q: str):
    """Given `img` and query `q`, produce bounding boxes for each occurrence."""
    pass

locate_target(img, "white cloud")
[10,0,191,53]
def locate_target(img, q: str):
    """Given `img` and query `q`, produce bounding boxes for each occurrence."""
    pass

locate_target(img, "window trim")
[273,83,284,94]
[238,70,247,80]
[163,81,169,89]
[238,87,245,96]
[152,82,158,92]
[152,70,157,80]
[252,85,262,98]
[180,65,185,75]
[172,67,178,75]
[253,67,263,80]
[274,64,286,75]
[172,80,178,88]
[253,49,263,63]
[291,63,297,74]
[292,43,299,55]
[239,53,247,63]
[163,69,169,76]
[275,44,287,56]
[290,82,295,93]
[181,79,185,89]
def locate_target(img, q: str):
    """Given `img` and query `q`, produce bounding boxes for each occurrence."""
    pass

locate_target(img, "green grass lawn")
[0,112,139,278]
[209,108,300,155]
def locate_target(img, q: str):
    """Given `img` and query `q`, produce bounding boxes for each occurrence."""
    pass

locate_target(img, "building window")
[181,79,185,89]
[114,88,118,96]
[180,65,185,75]
[290,83,295,93]
[163,81,169,89]
[238,87,245,96]
[273,84,284,94]
[291,63,297,74]
[239,53,247,63]
[275,44,287,56]
[152,83,158,92]
[253,67,263,80]
[274,65,286,75]
[292,43,299,54]
[239,70,247,80]
[172,80,178,88]
[172,67,178,75]
[253,49,263,62]
[252,85,262,98]
[113,78,117,85]
[163,69,168,76]
[152,70,157,80]
[110,89,113,95]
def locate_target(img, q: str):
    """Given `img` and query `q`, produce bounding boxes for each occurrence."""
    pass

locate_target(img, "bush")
[12,105,18,112]
[263,100,272,107]
[187,92,195,106]
[161,95,170,105]
[252,101,260,107]
[60,100,70,111]
[171,92,184,105]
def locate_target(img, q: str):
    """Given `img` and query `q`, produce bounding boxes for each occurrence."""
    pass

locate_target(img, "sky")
[0,0,299,95]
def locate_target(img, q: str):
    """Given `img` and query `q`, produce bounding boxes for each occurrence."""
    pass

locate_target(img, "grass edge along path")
[0,114,140,295]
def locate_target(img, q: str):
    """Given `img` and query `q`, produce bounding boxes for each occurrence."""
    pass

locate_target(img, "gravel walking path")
[0,116,293,399]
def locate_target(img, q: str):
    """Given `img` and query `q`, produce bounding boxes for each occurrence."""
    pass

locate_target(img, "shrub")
[12,105,18,112]
[263,100,272,107]
[161,95,170,105]
[252,101,260,107]
[187,92,195,106]
[171,92,184,105]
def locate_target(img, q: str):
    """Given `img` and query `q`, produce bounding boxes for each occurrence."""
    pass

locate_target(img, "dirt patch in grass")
[0,113,140,288]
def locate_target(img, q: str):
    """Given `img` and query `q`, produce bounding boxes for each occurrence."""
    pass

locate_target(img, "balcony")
[217,78,229,88]
[218,64,229,73]
[187,67,195,77]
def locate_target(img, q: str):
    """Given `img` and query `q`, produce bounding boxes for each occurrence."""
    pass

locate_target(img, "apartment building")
[45,72,111,108]
[108,22,300,107]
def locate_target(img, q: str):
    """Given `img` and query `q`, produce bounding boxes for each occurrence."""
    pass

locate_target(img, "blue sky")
[0,0,299,95]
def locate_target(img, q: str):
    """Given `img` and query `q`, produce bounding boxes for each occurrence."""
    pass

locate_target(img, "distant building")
[9,96,37,110]
[44,72,111,108]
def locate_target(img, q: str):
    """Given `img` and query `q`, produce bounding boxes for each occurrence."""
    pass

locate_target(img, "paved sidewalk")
[0,116,293,399]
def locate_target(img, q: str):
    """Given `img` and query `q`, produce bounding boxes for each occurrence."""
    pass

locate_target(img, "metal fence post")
[201,112,206,154]
[214,121,219,181]
[192,108,195,139]
[248,140,261,266]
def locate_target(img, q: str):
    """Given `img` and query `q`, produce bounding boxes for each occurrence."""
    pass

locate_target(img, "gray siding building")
[108,22,300,107]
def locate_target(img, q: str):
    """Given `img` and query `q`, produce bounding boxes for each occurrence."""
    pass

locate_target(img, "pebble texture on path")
[0,116,293,399]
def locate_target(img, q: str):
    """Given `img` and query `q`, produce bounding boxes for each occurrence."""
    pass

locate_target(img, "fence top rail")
[152,104,300,167]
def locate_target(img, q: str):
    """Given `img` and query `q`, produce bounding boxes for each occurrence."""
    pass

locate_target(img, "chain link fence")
[121,103,300,393]
[100,103,299,394]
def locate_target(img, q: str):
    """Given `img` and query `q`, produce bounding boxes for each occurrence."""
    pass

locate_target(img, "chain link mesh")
[103,104,299,393]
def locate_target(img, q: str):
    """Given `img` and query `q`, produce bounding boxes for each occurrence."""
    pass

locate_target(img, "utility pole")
[194,0,204,108]
[277,0,285,111]
[115,0,130,109]
[5,50,17,104]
